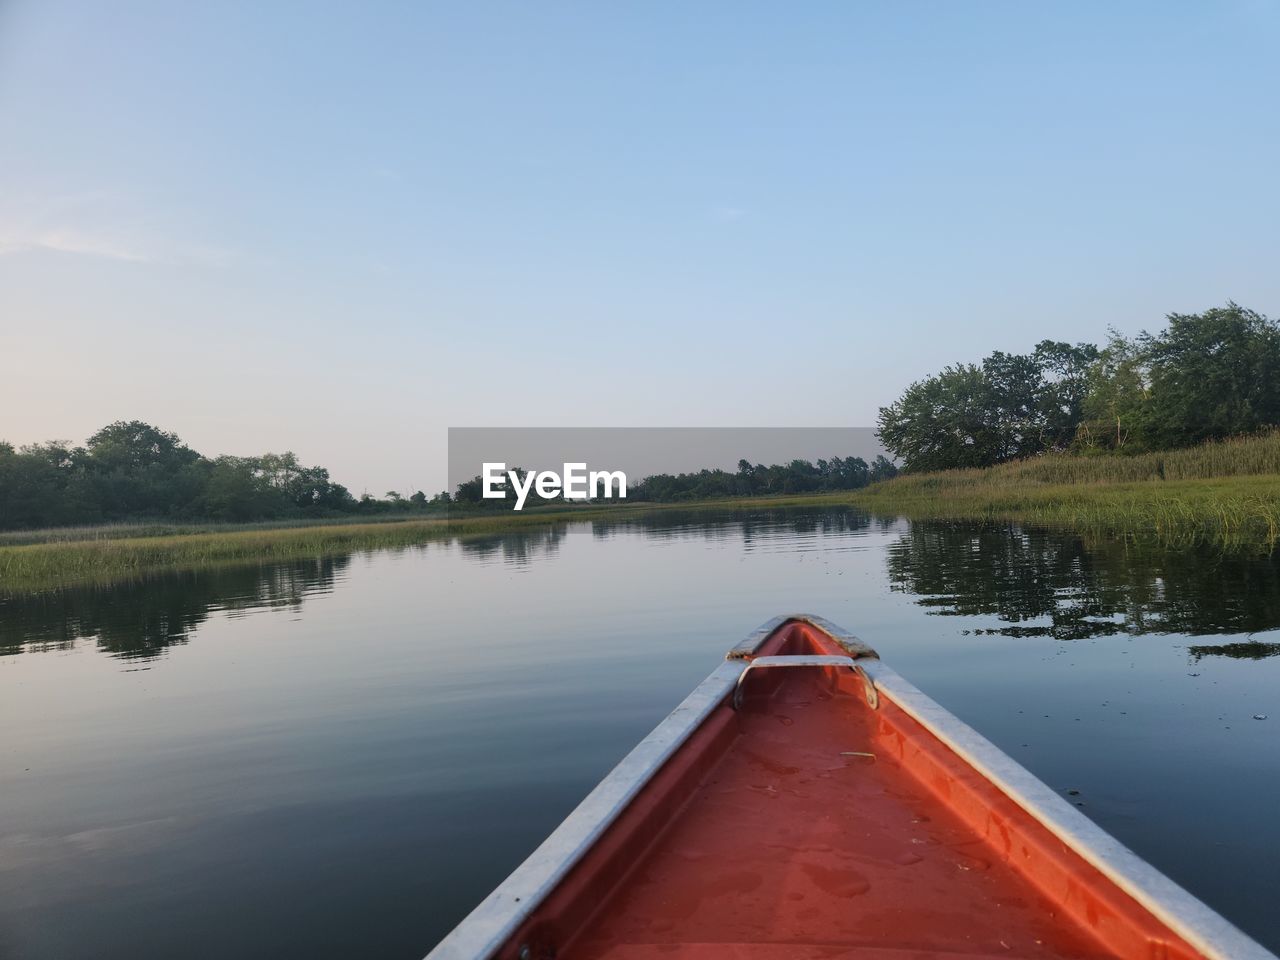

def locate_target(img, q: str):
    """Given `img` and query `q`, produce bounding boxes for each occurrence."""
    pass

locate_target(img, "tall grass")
[855,433,1280,549]
[0,511,628,589]
[0,493,858,590]
[866,431,1280,496]
[0,513,444,548]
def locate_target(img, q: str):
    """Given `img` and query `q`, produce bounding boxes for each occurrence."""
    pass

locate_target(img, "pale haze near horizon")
[2,1,1278,496]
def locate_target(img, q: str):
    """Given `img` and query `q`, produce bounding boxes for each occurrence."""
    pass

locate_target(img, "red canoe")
[427,615,1275,960]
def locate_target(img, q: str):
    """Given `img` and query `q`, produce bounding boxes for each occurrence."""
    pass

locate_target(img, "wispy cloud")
[0,227,154,262]
[0,190,232,266]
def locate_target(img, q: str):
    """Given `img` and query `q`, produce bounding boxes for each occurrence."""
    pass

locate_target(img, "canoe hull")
[427,615,1276,960]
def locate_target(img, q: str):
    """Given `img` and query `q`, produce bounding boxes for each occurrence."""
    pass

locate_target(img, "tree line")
[450,455,899,509]
[14,301,1256,530]
[876,303,1280,472]
[629,455,898,502]
[0,421,436,530]
[0,421,898,531]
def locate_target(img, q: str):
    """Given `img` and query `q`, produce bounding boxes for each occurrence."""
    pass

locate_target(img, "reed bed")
[0,521,441,589]
[0,511,622,589]
[855,436,1280,550]
[0,513,444,548]
[865,431,1280,496]
[0,494,857,590]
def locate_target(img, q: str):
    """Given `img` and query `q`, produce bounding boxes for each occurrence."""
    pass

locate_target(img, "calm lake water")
[3,507,1280,958]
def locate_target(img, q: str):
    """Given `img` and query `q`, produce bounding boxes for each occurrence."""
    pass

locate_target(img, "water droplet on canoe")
[893,850,924,866]
[954,852,992,872]
[777,715,793,726]
[1254,714,1268,720]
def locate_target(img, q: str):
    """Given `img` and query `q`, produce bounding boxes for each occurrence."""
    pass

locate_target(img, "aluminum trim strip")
[424,659,745,960]
[725,612,878,660]
[857,657,1278,960]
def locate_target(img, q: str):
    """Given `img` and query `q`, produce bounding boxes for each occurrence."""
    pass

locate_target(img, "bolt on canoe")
[427,615,1276,960]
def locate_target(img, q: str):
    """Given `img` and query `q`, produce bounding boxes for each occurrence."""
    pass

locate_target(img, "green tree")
[880,341,1098,471]
[1142,303,1280,448]
[876,364,1002,471]
[198,456,284,521]
[87,421,199,471]
[1078,330,1150,450]
[869,455,898,482]
[1032,340,1100,448]
[85,421,203,518]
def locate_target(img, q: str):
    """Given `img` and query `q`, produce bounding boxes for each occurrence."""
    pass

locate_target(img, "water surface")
[2,508,1278,958]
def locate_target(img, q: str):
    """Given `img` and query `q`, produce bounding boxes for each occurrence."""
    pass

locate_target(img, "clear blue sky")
[2,1,1278,494]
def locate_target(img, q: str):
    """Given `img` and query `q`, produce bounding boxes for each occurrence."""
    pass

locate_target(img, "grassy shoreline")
[854,475,1280,548]
[0,494,856,591]
[851,433,1280,549]
[7,436,1280,590]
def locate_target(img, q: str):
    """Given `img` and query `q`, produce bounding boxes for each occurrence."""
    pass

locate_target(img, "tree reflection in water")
[5,508,1280,664]
[0,555,352,660]
[886,519,1280,646]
